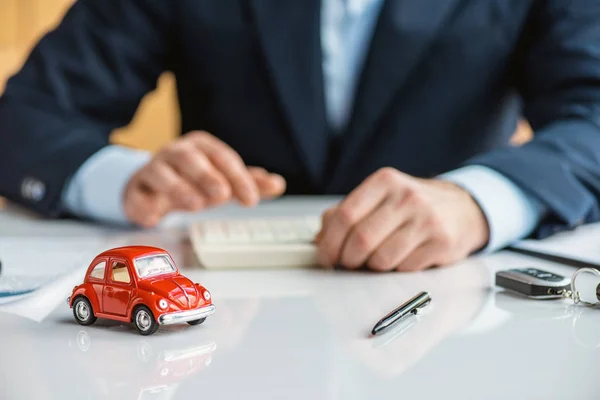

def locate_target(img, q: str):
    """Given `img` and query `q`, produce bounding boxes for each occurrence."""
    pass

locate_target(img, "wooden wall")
[0,0,178,152]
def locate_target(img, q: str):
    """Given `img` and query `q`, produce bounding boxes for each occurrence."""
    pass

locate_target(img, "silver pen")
[371,291,431,336]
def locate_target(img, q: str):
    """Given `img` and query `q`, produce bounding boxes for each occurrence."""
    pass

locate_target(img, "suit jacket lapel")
[248,0,328,185]
[330,0,461,191]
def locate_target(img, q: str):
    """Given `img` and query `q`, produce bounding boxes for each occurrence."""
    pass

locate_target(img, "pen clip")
[411,294,431,315]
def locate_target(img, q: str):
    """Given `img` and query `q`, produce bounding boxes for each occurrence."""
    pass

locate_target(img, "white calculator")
[188,216,322,269]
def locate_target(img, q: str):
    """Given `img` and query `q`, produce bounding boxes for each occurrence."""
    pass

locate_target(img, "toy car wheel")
[133,306,159,336]
[73,297,97,326]
[187,318,206,326]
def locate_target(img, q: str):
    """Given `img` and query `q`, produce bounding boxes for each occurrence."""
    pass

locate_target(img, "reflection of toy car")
[71,329,217,399]
[67,246,215,335]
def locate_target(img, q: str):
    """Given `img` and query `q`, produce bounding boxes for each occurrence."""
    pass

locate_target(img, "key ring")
[568,267,600,307]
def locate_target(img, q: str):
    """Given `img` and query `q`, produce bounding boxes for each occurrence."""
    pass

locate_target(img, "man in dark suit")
[0,0,599,271]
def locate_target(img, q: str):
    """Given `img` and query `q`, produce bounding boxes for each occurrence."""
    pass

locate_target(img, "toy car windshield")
[134,254,177,278]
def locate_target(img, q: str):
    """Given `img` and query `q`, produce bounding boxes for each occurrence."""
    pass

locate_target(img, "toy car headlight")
[158,299,169,310]
[203,290,211,300]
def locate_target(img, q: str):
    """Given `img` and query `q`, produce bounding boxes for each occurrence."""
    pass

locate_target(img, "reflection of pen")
[372,314,418,348]
[371,291,431,336]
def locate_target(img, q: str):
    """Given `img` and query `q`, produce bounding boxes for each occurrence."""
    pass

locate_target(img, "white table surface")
[0,196,599,400]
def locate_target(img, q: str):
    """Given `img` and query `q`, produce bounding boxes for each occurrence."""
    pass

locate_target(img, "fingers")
[393,241,440,272]
[124,180,172,228]
[190,132,260,206]
[313,208,333,245]
[316,169,397,267]
[393,225,463,271]
[162,141,231,206]
[249,167,286,199]
[123,131,289,227]
[314,167,475,273]
[138,160,205,210]
[366,219,428,271]
[337,194,415,269]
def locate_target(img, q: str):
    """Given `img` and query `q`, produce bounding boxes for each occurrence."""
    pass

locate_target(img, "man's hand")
[124,131,286,227]
[314,168,490,271]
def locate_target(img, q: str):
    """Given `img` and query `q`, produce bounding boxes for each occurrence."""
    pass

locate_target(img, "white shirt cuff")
[61,145,151,225]
[439,165,547,253]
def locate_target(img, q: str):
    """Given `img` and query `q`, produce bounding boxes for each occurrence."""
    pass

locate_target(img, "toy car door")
[102,259,134,316]
[87,257,108,311]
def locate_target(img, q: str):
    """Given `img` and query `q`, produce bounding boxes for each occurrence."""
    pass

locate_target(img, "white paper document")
[0,275,46,303]
[510,222,600,268]
[0,236,113,320]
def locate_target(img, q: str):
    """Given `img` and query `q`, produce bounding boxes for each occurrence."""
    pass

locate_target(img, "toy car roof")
[95,246,170,260]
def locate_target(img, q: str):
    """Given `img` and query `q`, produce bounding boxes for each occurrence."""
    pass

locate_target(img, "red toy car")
[67,246,215,335]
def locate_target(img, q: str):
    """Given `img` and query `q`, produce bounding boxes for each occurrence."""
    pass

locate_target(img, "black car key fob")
[495,268,571,299]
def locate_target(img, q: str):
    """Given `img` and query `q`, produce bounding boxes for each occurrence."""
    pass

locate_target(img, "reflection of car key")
[495,268,571,299]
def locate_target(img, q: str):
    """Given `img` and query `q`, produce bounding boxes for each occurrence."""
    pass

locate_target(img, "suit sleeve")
[0,0,172,217]
[465,0,600,239]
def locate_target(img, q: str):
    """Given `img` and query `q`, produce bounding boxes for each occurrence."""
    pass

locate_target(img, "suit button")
[21,177,46,202]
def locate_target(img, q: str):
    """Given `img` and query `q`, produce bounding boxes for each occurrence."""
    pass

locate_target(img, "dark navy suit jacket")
[1,0,600,238]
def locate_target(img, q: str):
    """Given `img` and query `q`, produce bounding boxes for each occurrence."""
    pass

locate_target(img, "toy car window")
[111,261,131,284]
[134,255,176,278]
[89,261,106,280]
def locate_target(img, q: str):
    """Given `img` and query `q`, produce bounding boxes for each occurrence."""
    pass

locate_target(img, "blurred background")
[0,0,179,153]
[0,0,532,153]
